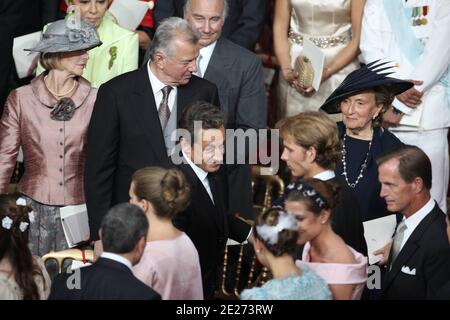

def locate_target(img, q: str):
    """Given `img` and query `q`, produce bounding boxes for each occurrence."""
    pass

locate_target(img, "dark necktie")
[207,173,217,204]
[158,86,172,129]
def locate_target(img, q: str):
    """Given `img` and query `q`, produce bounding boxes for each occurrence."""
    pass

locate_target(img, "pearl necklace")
[44,76,77,97]
[341,134,372,189]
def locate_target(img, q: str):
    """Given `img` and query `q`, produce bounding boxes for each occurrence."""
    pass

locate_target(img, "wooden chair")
[214,165,284,299]
[42,248,94,276]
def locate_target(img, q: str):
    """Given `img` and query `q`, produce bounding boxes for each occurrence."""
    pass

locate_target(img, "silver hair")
[148,17,200,59]
[184,0,229,20]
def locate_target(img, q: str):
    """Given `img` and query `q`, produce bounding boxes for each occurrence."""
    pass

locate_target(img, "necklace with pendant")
[341,134,372,188]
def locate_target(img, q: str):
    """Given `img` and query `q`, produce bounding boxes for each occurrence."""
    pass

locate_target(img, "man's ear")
[180,137,192,155]
[136,236,147,255]
[307,146,317,163]
[412,176,425,194]
[98,228,103,241]
[153,52,165,69]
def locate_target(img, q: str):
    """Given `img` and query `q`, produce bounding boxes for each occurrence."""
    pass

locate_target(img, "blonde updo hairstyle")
[131,167,191,219]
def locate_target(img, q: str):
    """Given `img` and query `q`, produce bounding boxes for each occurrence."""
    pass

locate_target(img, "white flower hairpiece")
[28,211,36,224]
[19,222,29,232]
[256,211,298,245]
[16,197,27,206]
[2,216,13,230]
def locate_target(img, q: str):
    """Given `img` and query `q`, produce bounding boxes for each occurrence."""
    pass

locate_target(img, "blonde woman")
[0,19,100,255]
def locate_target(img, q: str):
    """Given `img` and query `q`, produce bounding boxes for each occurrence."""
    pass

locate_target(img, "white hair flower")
[256,212,298,245]
[19,222,29,232]
[28,211,36,224]
[2,216,13,230]
[16,197,27,206]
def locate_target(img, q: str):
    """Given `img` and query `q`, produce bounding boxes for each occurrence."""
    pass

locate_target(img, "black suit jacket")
[84,66,219,240]
[382,204,450,300]
[48,257,161,300]
[0,0,26,114]
[172,157,251,299]
[154,0,266,50]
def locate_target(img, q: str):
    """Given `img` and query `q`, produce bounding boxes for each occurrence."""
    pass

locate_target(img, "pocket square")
[401,266,416,275]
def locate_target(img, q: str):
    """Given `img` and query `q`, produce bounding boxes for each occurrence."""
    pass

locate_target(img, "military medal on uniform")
[411,5,428,26]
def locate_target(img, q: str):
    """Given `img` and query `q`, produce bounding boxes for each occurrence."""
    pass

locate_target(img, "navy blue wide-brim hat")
[320,60,414,114]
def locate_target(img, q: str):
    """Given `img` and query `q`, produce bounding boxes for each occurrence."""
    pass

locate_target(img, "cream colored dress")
[279,0,360,117]
[0,257,51,300]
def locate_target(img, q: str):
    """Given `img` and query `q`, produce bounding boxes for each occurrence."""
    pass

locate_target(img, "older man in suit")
[377,145,450,300]
[154,0,266,51]
[84,17,220,252]
[172,101,252,299]
[49,203,161,300]
[182,0,267,220]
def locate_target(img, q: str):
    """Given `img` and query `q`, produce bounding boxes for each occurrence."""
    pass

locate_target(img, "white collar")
[100,252,133,271]
[313,170,336,181]
[147,61,175,95]
[182,150,208,182]
[403,197,435,231]
[199,41,217,58]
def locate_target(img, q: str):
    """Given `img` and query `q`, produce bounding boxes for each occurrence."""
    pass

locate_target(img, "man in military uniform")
[361,0,450,212]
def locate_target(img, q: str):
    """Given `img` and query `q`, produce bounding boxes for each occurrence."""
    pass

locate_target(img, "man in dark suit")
[0,0,25,115]
[377,145,450,300]
[154,0,266,51]
[172,101,252,299]
[84,17,220,253]
[276,112,367,256]
[183,0,267,220]
[49,203,161,300]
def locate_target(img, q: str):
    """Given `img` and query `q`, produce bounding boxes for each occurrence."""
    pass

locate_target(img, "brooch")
[109,46,117,70]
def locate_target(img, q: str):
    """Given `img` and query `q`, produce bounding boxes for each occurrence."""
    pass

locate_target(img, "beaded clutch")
[294,55,314,88]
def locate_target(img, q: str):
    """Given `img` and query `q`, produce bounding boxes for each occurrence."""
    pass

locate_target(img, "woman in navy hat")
[0,19,101,256]
[321,61,413,222]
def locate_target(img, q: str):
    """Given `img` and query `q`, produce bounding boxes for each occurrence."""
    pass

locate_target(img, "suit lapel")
[132,66,168,165]
[385,205,440,289]
[203,38,230,90]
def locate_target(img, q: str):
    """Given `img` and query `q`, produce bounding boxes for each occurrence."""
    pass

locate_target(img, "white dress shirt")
[313,170,336,181]
[398,197,435,251]
[101,252,133,271]
[195,41,217,78]
[182,150,214,203]
[147,61,177,112]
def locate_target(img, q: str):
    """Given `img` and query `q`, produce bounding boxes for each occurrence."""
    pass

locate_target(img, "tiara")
[285,180,329,209]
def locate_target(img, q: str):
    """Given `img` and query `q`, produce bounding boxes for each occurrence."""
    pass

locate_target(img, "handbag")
[294,55,314,88]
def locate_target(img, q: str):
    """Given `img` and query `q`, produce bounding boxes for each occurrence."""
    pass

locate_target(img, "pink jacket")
[0,75,97,205]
